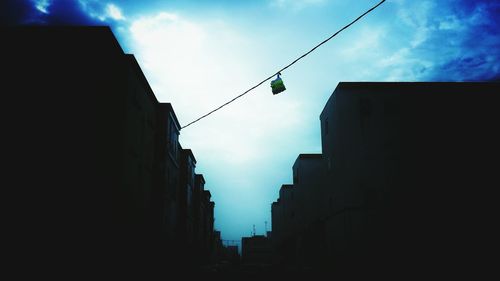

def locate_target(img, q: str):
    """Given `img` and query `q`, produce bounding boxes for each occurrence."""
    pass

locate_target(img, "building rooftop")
[181,149,197,163]
[321,81,499,118]
[159,103,181,132]
[203,190,211,198]
[125,54,159,104]
[195,174,205,184]
[297,153,322,159]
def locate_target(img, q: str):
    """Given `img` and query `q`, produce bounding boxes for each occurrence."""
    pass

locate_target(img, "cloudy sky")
[3,0,499,243]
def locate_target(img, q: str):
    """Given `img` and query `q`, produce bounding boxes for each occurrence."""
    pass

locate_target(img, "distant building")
[241,235,272,265]
[192,175,205,249]
[213,230,224,263]
[221,245,240,265]
[204,193,216,263]
[178,148,197,254]
[271,200,280,241]
[272,154,327,267]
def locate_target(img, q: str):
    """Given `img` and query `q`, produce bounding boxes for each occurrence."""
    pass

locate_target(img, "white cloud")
[438,15,462,31]
[339,27,386,58]
[79,1,126,22]
[107,3,125,20]
[397,1,434,47]
[129,11,308,190]
[128,11,320,238]
[378,48,410,67]
[79,0,105,21]
[33,0,51,14]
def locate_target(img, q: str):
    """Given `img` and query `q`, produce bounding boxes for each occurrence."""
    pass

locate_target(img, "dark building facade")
[157,103,181,250]
[221,245,240,265]
[204,191,216,263]
[242,235,273,265]
[272,82,500,276]
[3,26,222,274]
[178,148,197,255]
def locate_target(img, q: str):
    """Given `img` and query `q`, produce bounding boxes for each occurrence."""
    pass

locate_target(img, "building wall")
[327,82,500,272]
[206,200,216,263]
[273,82,500,273]
[122,55,160,247]
[192,174,205,264]
[3,26,226,272]
[178,149,197,251]
[200,190,214,264]
[241,235,272,265]
[157,103,180,245]
[292,154,326,230]
[271,201,280,243]
[278,184,296,239]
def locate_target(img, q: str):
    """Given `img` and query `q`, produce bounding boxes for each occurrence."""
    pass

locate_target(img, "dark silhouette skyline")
[3,0,500,248]
[3,22,499,277]
[2,26,233,277]
[271,81,500,277]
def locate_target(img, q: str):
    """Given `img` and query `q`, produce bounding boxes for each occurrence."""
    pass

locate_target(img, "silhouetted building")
[178,148,197,258]
[272,155,328,267]
[293,154,325,227]
[213,230,224,264]
[320,82,500,274]
[221,245,240,265]
[204,192,216,263]
[271,201,280,240]
[241,235,272,265]
[121,54,163,258]
[3,26,224,274]
[272,82,500,276]
[192,174,214,265]
[157,103,181,252]
[272,184,298,265]
[292,154,328,266]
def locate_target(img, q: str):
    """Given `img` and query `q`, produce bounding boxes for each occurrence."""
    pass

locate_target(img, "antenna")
[253,224,256,236]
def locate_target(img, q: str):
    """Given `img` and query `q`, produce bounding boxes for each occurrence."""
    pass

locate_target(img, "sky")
[3,0,499,244]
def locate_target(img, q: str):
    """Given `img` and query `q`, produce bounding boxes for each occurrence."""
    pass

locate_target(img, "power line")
[181,0,386,130]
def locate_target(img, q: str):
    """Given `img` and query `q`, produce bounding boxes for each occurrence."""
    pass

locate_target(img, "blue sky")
[4,0,499,244]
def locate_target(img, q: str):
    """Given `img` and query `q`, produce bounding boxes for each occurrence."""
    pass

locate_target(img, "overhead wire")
[181,0,386,130]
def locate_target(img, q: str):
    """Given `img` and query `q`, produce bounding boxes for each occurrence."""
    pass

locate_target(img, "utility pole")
[253,224,256,236]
